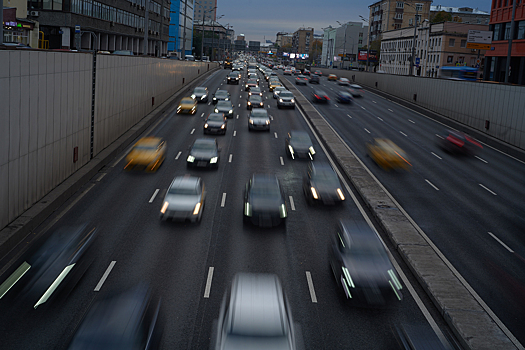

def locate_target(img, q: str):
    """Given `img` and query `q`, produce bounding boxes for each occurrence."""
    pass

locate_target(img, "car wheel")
[243,215,251,225]
[248,127,252,132]
[277,105,281,109]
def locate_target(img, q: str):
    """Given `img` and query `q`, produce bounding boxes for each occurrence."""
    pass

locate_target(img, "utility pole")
[143,0,149,55]
[409,4,420,76]
[505,0,517,83]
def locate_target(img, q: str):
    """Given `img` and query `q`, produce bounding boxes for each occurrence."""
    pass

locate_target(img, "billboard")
[467,30,493,50]
[358,49,378,62]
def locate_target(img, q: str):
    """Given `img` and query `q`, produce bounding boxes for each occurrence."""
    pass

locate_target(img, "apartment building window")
[460,39,466,47]
[396,2,404,8]
[447,56,453,63]
[504,22,511,40]
[394,13,403,20]
[449,38,455,46]
[518,21,525,39]
[409,18,413,25]
[416,3,423,11]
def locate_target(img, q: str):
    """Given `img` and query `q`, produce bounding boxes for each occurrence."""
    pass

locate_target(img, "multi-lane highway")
[280,70,525,346]
[0,64,521,349]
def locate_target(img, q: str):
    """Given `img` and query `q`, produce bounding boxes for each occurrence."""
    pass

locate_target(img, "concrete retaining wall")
[316,69,525,151]
[0,49,217,231]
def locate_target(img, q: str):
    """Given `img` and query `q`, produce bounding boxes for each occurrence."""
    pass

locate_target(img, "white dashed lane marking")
[305,271,318,303]
[388,109,394,112]
[190,128,195,134]
[400,131,407,137]
[204,267,214,298]
[488,232,514,253]
[431,152,442,160]
[475,156,488,163]
[200,113,204,117]
[408,119,415,123]
[425,180,439,191]
[229,154,233,163]
[377,117,383,121]
[436,134,444,139]
[149,189,160,203]
[289,196,295,211]
[280,157,284,165]
[479,184,497,195]
[364,128,370,134]
[347,114,352,119]
[221,193,227,207]
[94,261,116,292]
[175,151,182,160]
[274,132,278,138]
[233,130,237,136]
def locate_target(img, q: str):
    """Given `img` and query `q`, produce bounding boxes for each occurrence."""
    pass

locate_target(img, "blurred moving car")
[160,175,205,223]
[348,84,363,97]
[303,161,345,205]
[277,91,295,109]
[366,138,411,171]
[437,130,483,156]
[0,224,97,309]
[245,79,258,91]
[187,138,220,168]
[67,284,162,349]
[247,95,264,110]
[227,72,240,84]
[112,50,134,55]
[309,74,320,84]
[248,86,263,97]
[204,113,227,135]
[295,75,308,85]
[303,69,311,76]
[283,69,292,75]
[327,74,338,81]
[285,130,315,160]
[124,137,166,172]
[335,91,353,104]
[243,174,288,227]
[177,97,197,114]
[311,89,330,103]
[329,220,403,305]
[273,86,287,99]
[212,90,231,104]
[269,81,283,92]
[191,86,209,103]
[338,77,350,86]
[214,100,234,118]
[213,273,300,350]
[248,109,271,132]
[313,70,323,76]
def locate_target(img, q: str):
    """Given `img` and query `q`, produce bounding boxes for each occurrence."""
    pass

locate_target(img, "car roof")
[193,138,217,146]
[251,109,268,117]
[135,137,163,147]
[169,175,200,190]
[215,90,229,94]
[181,97,194,102]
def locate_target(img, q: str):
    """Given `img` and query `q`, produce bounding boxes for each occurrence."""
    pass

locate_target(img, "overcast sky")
[215,0,492,43]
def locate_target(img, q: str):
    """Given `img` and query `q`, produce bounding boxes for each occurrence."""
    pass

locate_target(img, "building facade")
[234,34,245,52]
[248,40,260,53]
[275,31,292,47]
[368,0,432,41]
[430,5,490,25]
[168,0,194,55]
[2,1,39,48]
[484,0,525,84]
[321,26,337,67]
[193,0,216,21]
[380,21,489,76]
[334,21,368,67]
[292,27,313,55]
[23,0,170,54]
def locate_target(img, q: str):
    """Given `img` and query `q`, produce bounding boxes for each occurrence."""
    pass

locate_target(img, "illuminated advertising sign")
[358,50,378,62]
[290,53,296,59]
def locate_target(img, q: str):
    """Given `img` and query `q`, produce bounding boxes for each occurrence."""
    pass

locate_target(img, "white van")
[168,51,180,60]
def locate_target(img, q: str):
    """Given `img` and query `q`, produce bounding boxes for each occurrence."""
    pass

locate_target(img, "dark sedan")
[248,109,271,131]
[204,113,227,135]
[329,220,403,305]
[309,74,320,84]
[67,284,163,349]
[243,174,288,227]
[212,90,230,104]
[437,129,483,156]
[191,86,208,103]
[0,224,97,309]
[247,95,264,110]
[312,89,330,103]
[214,100,234,118]
[227,72,240,84]
[187,138,220,168]
[285,130,316,160]
[295,75,308,85]
[245,79,258,91]
[336,91,353,104]
[303,161,345,205]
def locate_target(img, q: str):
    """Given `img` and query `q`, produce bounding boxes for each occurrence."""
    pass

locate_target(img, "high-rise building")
[193,0,216,21]
[368,0,432,41]
[292,27,313,54]
[168,0,194,55]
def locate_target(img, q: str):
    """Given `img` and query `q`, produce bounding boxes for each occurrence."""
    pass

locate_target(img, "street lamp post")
[408,3,421,76]
[336,21,347,70]
[359,15,371,72]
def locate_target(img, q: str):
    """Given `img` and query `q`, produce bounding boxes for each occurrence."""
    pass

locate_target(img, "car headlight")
[337,188,345,201]
[288,145,294,154]
[187,155,195,162]
[161,201,169,214]
[248,102,251,105]
[311,187,318,199]
[210,157,218,163]
[191,94,196,99]
[193,202,201,215]
[204,123,208,128]
[279,98,283,102]
[244,202,252,217]
[225,98,229,101]
[213,97,217,101]
[279,204,287,218]
[229,110,233,114]
[266,120,270,125]
[221,124,226,129]
[249,119,254,124]
[291,99,295,103]
[309,146,316,155]
[214,108,219,113]
[201,95,206,100]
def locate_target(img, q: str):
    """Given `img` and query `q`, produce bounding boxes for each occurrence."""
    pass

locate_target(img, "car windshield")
[312,170,340,186]
[250,96,262,102]
[250,88,261,93]
[215,91,228,97]
[280,92,293,98]
[208,114,224,122]
[194,87,206,94]
[229,74,238,78]
[168,185,199,195]
[251,110,268,118]
[251,181,280,198]
[133,144,157,151]
[247,80,257,84]
[192,141,216,152]
[292,132,311,144]
[217,101,232,108]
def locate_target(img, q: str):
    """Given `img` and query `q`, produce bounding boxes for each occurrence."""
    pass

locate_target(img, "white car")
[273,86,287,98]
[348,84,363,97]
[338,77,350,86]
[160,176,205,223]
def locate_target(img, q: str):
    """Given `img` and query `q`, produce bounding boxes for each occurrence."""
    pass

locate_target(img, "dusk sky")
[215,0,492,43]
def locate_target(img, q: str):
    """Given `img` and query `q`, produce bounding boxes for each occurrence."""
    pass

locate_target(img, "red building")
[484,0,525,84]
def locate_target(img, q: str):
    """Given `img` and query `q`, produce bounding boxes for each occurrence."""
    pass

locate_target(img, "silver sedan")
[160,176,205,223]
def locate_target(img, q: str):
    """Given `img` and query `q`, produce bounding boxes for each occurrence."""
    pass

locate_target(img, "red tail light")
[314,94,319,99]
[325,96,330,100]
[447,135,464,147]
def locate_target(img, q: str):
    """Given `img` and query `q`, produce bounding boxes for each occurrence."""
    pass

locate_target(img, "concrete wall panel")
[0,78,9,167]
[9,77,21,162]
[0,164,7,225]
[0,52,9,78]
[20,75,30,158]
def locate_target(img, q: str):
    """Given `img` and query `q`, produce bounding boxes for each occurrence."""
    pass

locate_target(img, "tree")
[431,11,452,23]
[309,39,322,64]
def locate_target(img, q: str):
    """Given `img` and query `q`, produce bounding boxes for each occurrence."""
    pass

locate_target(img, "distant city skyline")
[214,0,491,43]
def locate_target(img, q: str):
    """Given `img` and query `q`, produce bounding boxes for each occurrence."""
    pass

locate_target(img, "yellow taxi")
[327,74,338,81]
[366,138,411,171]
[124,137,166,172]
[269,81,282,92]
[177,97,197,114]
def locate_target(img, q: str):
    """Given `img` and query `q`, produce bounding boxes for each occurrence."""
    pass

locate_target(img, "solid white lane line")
[94,261,116,292]
[274,132,278,138]
[305,271,318,303]
[149,189,160,203]
[431,152,442,160]
[221,193,227,207]
[280,157,284,165]
[408,119,415,123]
[364,128,370,134]
[479,184,497,195]
[175,151,182,160]
[289,196,295,211]
[425,179,440,191]
[233,130,237,136]
[400,131,408,137]
[388,108,393,112]
[190,128,195,134]
[96,173,106,182]
[204,267,214,298]
[201,112,205,117]
[377,117,383,121]
[436,134,444,139]
[488,232,514,253]
[347,114,352,119]
[475,156,488,163]
[229,154,233,163]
